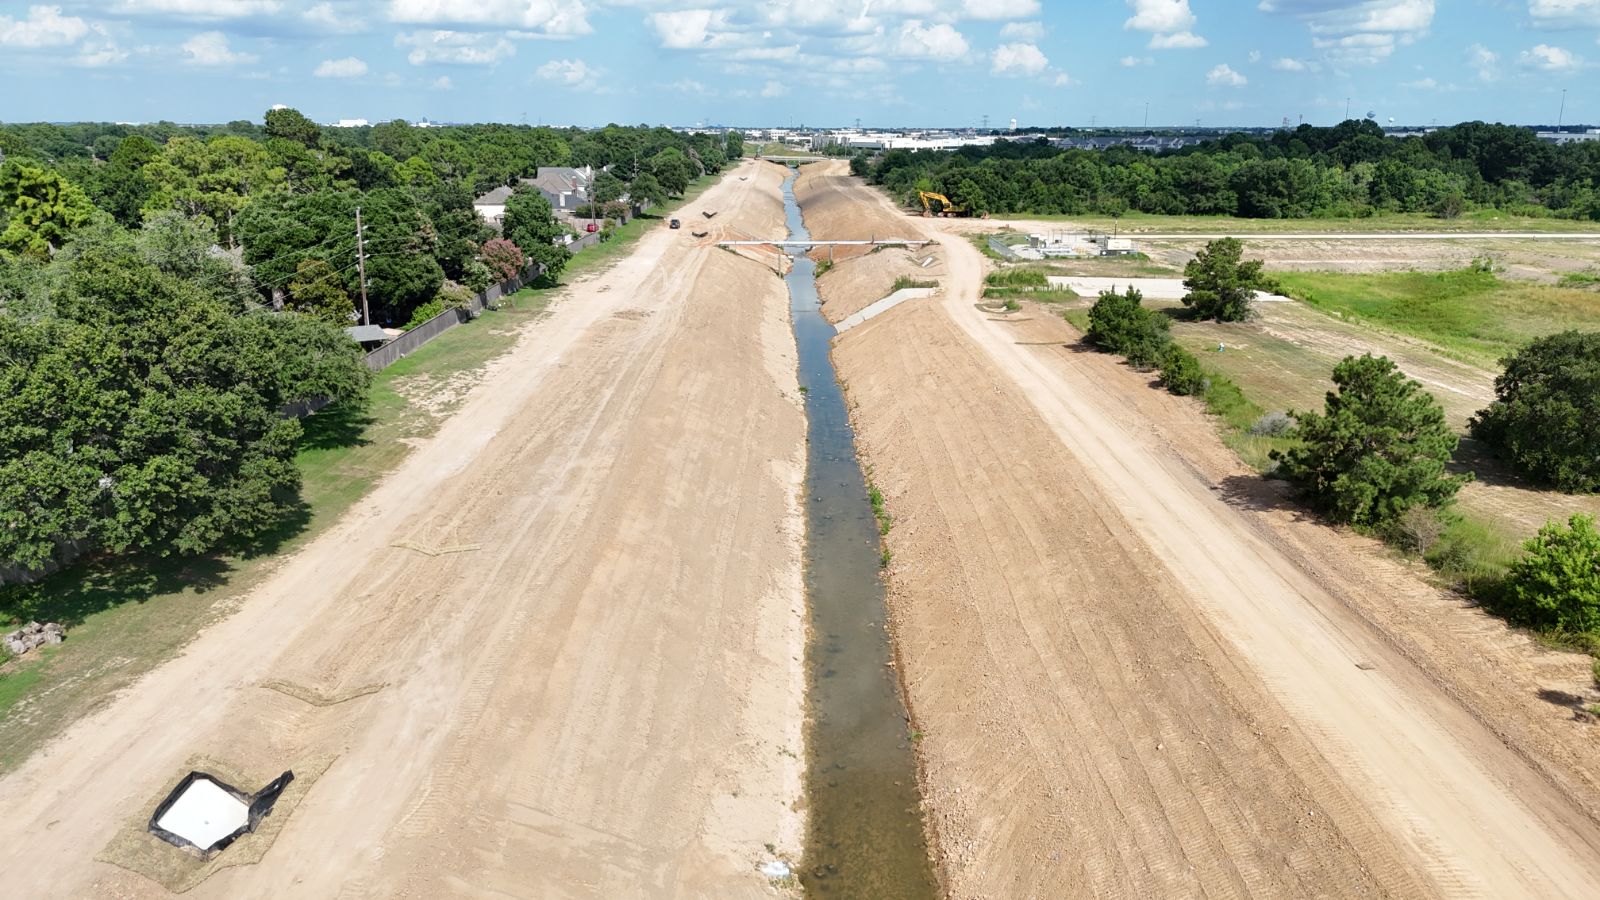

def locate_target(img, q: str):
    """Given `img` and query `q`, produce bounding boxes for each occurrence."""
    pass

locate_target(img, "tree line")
[0,110,744,582]
[859,120,1600,220]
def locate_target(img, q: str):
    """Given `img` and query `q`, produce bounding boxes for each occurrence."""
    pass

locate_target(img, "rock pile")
[3,621,65,656]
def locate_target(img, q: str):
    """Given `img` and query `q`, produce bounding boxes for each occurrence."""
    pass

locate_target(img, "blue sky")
[1,1,1597,127]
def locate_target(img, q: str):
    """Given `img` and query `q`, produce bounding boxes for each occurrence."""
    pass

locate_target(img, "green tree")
[649,147,694,196]
[1470,330,1600,493]
[288,258,355,326]
[0,160,99,259]
[1272,354,1468,528]
[0,229,369,572]
[592,170,625,204]
[264,106,323,148]
[1085,286,1170,368]
[142,135,284,247]
[502,185,570,279]
[950,177,988,216]
[1502,514,1600,633]
[627,172,666,210]
[1181,237,1268,322]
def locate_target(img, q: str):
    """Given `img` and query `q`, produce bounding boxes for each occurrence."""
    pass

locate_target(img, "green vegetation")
[1271,355,1467,530]
[1085,287,1169,368]
[1276,267,1600,366]
[867,120,1600,221]
[1559,272,1600,288]
[867,481,892,536]
[1471,331,1600,493]
[984,268,1049,288]
[892,276,939,291]
[1501,515,1600,633]
[1182,237,1271,322]
[1158,345,1206,396]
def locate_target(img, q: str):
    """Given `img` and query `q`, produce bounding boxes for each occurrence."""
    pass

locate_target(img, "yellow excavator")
[917,191,985,218]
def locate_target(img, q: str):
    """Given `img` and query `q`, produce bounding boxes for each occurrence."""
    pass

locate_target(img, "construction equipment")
[702,210,717,219]
[691,229,709,238]
[918,191,968,218]
[669,218,681,229]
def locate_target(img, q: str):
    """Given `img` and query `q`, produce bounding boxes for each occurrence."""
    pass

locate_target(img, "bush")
[1250,411,1294,437]
[1394,505,1448,555]
[1470,330,1600,493]
[403,297,445,330]
[985,268,1049,288]
[1271,354,1469,529]
[1159,344,1206,396]
[1502,515,1600,633]
[479,237,525,281]
[1086,286,1170,368]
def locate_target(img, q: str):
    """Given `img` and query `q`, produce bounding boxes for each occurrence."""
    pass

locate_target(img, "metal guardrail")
[987,237,1021,261]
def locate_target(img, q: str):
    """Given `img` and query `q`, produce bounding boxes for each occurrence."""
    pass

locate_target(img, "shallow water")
[783,170,939,899]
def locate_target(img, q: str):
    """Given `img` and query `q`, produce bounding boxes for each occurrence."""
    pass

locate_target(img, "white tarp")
[154,778,250,850]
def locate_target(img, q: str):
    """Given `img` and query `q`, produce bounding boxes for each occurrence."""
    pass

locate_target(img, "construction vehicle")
[669,218,681,229]
[702,210,717,219]
[918,191,972,218]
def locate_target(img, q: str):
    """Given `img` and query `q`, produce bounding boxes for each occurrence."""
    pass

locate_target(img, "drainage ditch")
[782,169,939,899]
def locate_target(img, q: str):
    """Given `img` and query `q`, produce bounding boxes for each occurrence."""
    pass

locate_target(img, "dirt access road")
[0,160,809,899]
[801,160,1600,898]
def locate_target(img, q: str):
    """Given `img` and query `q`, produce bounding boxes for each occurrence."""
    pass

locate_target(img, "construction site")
[6,156,1600,900]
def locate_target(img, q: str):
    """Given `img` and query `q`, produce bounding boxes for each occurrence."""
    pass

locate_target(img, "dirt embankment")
[794,162,948,324]
[0,161,809,899]
[811,161,1600,898]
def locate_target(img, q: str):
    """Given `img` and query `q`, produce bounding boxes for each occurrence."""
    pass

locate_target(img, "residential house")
[530,166,594,214]
[472,185,515,229]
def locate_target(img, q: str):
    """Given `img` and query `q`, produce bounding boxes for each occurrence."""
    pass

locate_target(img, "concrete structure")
[834,287,938,334]
[154,778,249,851]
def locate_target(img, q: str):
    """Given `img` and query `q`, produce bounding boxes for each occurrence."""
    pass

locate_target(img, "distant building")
[530,166,594,213]
[473,186,514,228]
[332,118,369,128]
[1537,129,1600,145]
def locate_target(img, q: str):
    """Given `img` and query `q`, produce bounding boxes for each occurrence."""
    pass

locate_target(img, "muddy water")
[783,170,939,899]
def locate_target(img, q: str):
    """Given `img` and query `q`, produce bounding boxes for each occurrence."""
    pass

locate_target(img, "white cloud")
[1000,21,1044,41]
[76,33,128,67]
[0,5,88,47]
[992,41,1048,75]
[1120,55,1153,66]
[1467,42,1499,80]
[116,0,280,18]
[1272,56,1308,70]
[1521,42,1583,70]
[315,56,367,77]
[1259,0,1435,65]
[304,2,362,33]
[761,79,788,97]
[396,29,514,65]
[962,0,1040,19]
[1125,0,1206,48]
[649,8,745,50]
[1206,62,1247,86]
[387,0,590,36]
[536,57,590,83]
[892,20,969,60]
[181,30,256,66]
[1402,76,1437,88]
[431,74,452,89]
[1248,49,1261,62]
[1527,0,1600,27]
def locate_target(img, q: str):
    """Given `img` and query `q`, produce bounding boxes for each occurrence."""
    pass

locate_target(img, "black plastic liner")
[147,769,295,856]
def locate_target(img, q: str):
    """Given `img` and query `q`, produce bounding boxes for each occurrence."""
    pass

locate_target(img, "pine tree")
[1181,237,1268,322]
[1272,354,1468,528]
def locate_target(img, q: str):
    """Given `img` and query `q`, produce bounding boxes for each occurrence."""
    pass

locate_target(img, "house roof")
[474,185,515,206]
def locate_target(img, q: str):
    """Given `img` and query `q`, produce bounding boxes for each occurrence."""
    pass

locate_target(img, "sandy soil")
[810,160,1600,897]
[0,160,810,899]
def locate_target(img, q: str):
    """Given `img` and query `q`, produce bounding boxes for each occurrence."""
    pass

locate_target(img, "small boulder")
[3,621,65,657]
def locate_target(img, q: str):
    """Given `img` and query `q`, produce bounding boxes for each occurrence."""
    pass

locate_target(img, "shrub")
[479,237,525,281]
[1086,286,1170,368]
[1502,515,1600,633]
[1181,237,1270,322]
[1159,344,1206,396]
[1394,505,1448,556]
[984,268,1049,288]
[403,297,445,330]
[1250,411,1294,437]
[1470,330,1600,493]
[1271,354,1469,529]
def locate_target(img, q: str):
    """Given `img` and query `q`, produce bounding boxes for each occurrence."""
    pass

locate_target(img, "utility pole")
[1143,102,1149,129]
[1344,97,1351,121]
[355,206,370,327]
[1558,88,1568,130]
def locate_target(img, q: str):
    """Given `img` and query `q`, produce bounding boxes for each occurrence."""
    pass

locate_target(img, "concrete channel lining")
[834,288,940,334]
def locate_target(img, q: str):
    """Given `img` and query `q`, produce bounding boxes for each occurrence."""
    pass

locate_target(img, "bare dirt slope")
[0,160,809,899]
[811,161,1600,898]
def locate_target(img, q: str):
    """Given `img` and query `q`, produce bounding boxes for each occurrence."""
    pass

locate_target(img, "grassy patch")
[985,268,1049,288]
[1275,268,1600,366]
[994,211,1600,234]
[985,287,1080,305]
[0,174,728,773]
[892,276,939,291]
[1559,272,1600,289]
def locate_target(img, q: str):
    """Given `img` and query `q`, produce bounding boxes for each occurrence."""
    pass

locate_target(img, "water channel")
[781,169,939,899]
